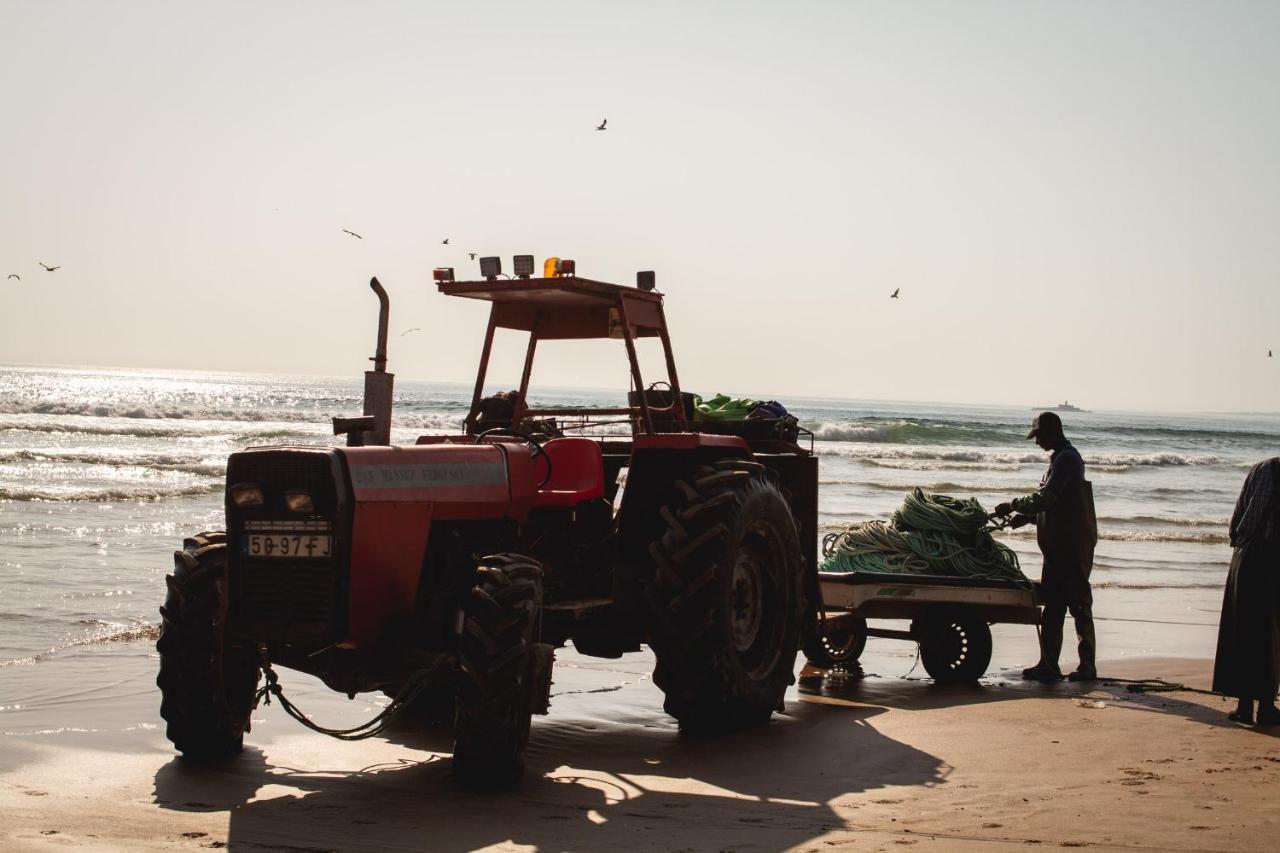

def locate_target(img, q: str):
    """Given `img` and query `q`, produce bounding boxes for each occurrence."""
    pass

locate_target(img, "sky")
[1,1,1278,413]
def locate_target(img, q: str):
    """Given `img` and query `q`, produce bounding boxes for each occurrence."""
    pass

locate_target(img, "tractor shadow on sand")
[153,698,947,852]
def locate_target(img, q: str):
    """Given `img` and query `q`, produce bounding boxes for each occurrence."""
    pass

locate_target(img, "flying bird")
[38,262,59,272]
[400,328,421,337]
[342,229,363,239]
[1270,350,1274,358]
[6,274,18,281]
[596,118,607,131]
[890,288,900,299]
[468,252,477,260]
[442,238,450,245]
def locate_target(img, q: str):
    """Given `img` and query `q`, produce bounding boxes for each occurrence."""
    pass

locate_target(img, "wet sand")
[3,641,1278,852]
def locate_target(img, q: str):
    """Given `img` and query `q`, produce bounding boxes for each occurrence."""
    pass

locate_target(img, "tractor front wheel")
[647,460,803,732]
[453,554,543,789]
[156,531,260,760]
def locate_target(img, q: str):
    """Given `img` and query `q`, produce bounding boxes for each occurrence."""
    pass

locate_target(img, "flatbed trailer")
[805,570,1042,683]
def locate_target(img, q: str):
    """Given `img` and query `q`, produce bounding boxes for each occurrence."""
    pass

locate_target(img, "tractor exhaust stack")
[362,277,394,445]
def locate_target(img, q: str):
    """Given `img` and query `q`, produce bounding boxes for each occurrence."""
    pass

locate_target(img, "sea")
[1,364,1274,740]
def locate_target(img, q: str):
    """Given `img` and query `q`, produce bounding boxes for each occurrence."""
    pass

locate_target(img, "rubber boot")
[1229,698,1255,724]
[1068,606,1097,681]
[1025,603,1065,680]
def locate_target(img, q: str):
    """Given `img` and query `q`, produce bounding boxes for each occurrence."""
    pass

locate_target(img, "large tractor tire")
[914,613,993,684]
[647,460,804,732]
[156,531,260,760]
[803,616,868,670]
[453,554,543,789]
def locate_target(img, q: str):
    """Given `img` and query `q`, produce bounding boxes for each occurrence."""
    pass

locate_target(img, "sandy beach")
[4,641,1277,852]
[1,372,1276,851]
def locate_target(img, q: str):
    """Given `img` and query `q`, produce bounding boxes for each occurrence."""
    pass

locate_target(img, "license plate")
[245,533,332,559]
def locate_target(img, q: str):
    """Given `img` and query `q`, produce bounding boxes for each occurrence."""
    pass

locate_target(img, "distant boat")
[1033,400,1091,413]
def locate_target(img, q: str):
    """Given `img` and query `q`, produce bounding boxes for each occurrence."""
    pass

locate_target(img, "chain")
[253,644,450,741]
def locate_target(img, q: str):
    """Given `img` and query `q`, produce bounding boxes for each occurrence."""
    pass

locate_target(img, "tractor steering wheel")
[644,380,677,413]
[476,427,553,488]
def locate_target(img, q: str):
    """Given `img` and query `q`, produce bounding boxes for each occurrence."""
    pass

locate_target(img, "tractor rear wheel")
[453,554,543,789]
[647,460,803,731]
[156,531,260,760]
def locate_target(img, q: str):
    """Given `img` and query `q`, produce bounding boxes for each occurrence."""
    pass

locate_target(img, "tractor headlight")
[230,483,264,507]
[513,255,534,278]
[284,491,314,513]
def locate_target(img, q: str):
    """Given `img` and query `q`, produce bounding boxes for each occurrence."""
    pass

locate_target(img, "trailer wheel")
[453,554,543,789]
[915,615,992,684]
[803,617,868,670]
[647,460,803,732]
[156,531,261,761]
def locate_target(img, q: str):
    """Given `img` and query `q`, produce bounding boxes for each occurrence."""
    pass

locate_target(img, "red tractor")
[157,264,820,787]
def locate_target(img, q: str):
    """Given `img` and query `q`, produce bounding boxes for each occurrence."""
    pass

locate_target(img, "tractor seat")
[534,438,605,508]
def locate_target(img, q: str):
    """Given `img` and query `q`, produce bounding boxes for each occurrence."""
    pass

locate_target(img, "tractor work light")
[230,483,264,507]
[513,254,534,278]
[284,491,314,513]
[555,258,576,277]
[479,256,502,280]
[636,270,655,291]
[432,267,455,282]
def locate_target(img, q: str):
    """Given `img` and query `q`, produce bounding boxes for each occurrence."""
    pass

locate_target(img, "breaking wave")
[0,449,226,477]
[1000,528,1229,545]
[0,621,160,668]
[817,445,1221,469]
[0,412,464,439]
[0,483,223,502]
[811,420,1011,445]
[1096,515,1228,529]
[856,481,1012,493]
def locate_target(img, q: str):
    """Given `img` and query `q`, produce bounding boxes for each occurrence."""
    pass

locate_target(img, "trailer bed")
[818,570,1040,624]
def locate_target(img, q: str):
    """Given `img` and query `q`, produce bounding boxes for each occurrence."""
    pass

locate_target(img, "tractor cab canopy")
[438,276,686,435]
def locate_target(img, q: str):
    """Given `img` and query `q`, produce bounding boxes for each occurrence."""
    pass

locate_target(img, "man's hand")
[993,502,1013,517]
[1009,514,1032,529]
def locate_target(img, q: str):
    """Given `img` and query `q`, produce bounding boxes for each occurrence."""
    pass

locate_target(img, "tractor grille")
[227,448,347,638]
[241,562,337,624]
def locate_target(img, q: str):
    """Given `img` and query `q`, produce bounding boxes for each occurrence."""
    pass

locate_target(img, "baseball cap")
[1027,411,1062,439]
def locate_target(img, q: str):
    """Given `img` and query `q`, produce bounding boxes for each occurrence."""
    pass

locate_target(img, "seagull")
[342,229,363,239]
[468,252,476,260]
[6,274,18,281]
[38,262,59,272]
[442,238,450,245]
[400,328,421,337]
[596,118,607,131]
[890,288,900,299]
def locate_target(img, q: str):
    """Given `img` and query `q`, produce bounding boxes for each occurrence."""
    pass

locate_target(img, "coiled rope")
[822,488,1030,586]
